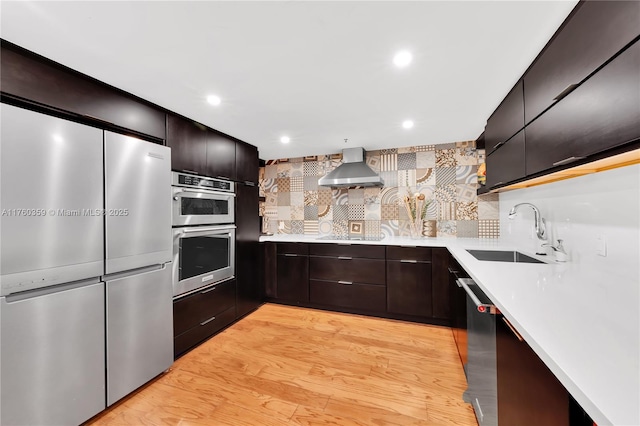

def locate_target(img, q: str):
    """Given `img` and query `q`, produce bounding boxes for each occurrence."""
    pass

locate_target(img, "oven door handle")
[179,227,234,235]
[175,188,236,197]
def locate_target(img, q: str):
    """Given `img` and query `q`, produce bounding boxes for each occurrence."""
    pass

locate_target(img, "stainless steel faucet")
[508,203,547,254]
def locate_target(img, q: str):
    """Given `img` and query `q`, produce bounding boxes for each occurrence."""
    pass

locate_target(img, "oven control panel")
[172,172,233,192]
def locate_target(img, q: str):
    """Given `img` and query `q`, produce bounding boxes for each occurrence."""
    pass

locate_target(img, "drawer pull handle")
[200,316,217,326]
[338,281,353,285]
[502,317,524,342]
[338,256,352,260]
[337,243,352,246]
[284,253,298,257]
[490,181,505,189]
[200,285,218,294]
[401,259,418,263]
[553,83,579,101]
[552,156,586,166]
[491,141,504,151]
[400,245,417,248]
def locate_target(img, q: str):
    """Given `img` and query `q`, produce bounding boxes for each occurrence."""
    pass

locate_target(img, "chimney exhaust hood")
[318,147,384,188]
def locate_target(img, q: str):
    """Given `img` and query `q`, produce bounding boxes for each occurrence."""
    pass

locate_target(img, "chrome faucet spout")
[508,203,546,241]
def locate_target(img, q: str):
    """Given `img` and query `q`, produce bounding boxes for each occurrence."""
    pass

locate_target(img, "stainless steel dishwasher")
[458,277,498,426]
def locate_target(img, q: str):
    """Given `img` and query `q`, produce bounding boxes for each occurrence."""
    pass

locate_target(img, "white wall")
[499,164,640,280]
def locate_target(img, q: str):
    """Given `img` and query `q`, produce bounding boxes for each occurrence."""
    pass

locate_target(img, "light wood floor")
[87,303,477,425]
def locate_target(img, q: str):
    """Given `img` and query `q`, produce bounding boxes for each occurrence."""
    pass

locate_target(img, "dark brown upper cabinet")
[523,0,640,124]
[485,81,525,153]
[485,130,526,189]
[236,142,259,184]
[525,40,640,176]
[166,114,208,174]
[1,41,165,140]
[206,131,236,181]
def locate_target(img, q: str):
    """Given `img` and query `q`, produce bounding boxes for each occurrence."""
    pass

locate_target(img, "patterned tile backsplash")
[259,141,499,238]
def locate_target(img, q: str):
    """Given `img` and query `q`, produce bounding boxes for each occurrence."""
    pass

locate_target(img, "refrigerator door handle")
[5,277,102,303]
[102,263,168,282]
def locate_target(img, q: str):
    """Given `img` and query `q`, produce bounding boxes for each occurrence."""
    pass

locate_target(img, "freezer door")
[104,131,172,274]
[106,263,174,405]
[0,104,104,296]
[0,281,106,426]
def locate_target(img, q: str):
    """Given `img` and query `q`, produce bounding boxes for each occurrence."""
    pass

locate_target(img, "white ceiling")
[1,1,578,160]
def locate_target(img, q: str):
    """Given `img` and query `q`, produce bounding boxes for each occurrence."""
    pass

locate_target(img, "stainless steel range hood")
[318,147,384,188]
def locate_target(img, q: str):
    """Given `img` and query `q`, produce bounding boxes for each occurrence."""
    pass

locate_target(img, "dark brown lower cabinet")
[173,279,236,358]
[310,279,385,312]
[497,316,569,426]
[276,253,309,303]
[386,260,432,317]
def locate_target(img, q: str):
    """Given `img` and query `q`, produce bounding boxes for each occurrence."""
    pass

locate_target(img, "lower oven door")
[172,225,235,297]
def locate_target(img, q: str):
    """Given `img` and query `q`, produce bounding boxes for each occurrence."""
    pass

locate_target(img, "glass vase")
[409,219,423,239]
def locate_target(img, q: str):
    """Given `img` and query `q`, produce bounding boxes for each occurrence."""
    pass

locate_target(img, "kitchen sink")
[466,249,546,264]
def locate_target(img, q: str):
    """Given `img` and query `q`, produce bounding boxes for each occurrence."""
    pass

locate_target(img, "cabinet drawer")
[173,279,236,336]
[485,130,525,189]
[174,306,236,358]
[309,257,385,285]
[277,242,309,256]
[525,41,640,176]
[309,243,385,259]
[310,279,386,312]
[386,246,432,261]
[524,1,640,124]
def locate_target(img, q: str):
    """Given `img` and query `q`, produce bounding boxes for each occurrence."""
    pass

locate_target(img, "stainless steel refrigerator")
[0,103,174,425]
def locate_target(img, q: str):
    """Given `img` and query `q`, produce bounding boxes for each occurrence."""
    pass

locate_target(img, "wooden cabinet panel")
[236,142,259,184]
[497,316,569,425]
[386,261,432,317]
[310,280,386,312]
[277,243,309,256]
[174,306,236,358]
[236,184,262,318]
[1,42,165,139]
[386,246,432,261]
[206,130,236,180]
[166,114,208,174]
[263,243,277,298]
[485,81,524,152]
[309,244,385,259]
[276,254,309,303]
[526,41,640,176]
[485,130,525,189]
[309,257,385,285]
[524,1,640,123]
[431,248,450,321]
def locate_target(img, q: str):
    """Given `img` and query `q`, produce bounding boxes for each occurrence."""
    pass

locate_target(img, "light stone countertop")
[259,234,640,426]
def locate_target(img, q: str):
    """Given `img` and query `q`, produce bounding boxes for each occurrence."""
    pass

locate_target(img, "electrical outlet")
[596,235,607,257]
[278,220,284,230]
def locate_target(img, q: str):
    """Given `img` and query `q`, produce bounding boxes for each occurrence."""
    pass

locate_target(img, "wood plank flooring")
[86,303,477,426]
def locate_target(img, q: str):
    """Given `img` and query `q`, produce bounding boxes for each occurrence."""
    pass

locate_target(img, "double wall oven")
[172,172,235,298]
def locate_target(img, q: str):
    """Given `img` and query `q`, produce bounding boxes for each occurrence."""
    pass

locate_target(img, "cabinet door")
[386,260,433,317]
[207,130,236,181]
[485,81,524,152]
[497,316,569,426]
[1,42,165,139]
[524,1,640,123]
[276,254,309,303]
[236,184,262,318]
[525,41,640,176]
[485,130,525,189]
[166,115,208,175]
[431,248,451,321]
[236,142,259,184]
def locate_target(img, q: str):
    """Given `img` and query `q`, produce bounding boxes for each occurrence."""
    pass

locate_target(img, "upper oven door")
[172,187,235,226]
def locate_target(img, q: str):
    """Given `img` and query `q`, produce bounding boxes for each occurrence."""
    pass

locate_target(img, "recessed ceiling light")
[402,120,414,129]
[393,50,413,68]
[280,136,290,144]
[206,95,221,106]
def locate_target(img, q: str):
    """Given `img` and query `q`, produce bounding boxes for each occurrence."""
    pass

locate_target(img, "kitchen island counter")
[260,234,639,426]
